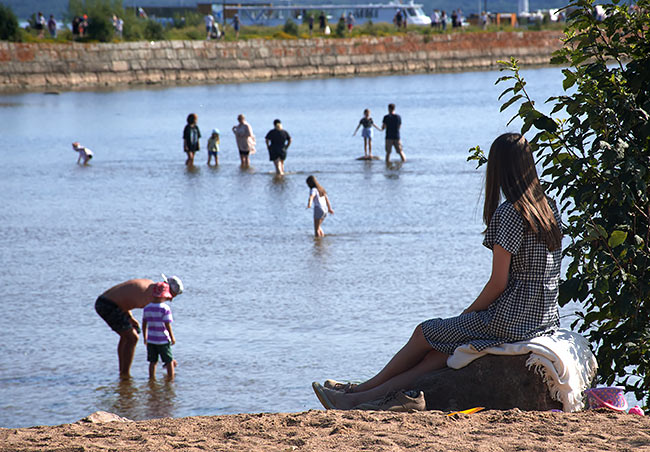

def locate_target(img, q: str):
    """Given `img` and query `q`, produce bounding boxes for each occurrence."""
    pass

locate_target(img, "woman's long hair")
[306,175,326,197]
[484,133,562,251]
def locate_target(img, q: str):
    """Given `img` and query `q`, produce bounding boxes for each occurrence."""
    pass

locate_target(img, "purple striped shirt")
[142,302,173,344]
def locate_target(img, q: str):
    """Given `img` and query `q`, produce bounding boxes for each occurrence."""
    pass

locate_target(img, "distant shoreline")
[0,30,564,93]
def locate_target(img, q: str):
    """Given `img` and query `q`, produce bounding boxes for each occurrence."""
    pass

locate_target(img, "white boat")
[211,1,431,27]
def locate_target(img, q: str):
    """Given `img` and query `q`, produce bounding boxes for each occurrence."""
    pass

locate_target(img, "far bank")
[0,31,564,93]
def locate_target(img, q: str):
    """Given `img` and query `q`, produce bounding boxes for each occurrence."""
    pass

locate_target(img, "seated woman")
[312,133,563,411]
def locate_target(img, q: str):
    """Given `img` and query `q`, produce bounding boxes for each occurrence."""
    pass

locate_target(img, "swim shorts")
[147,343,173,364]
[361,127,373,139]
[208,150,218,158]
[269,148,286,161]
[95,295,140,334]
[385,139,402,153]
[239,150,250,156]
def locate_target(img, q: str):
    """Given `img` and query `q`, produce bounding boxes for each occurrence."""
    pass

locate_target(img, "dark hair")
[388,103,395,112]
[273,119,281,125]
[484,133,562,251]
[363,108,369,115]
[186,113,197,124]
[306,175,326,197]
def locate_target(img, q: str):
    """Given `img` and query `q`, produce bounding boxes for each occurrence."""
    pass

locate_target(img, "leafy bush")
[0,4,20,42]
[144,19,165,41]
[335,16,346,37]
[470,0,650,406]
[283,18,298,36]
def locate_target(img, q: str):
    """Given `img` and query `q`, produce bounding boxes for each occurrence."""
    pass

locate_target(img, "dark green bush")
[144,19,165,40]
[0,4,21,41]
[282,18,298,36]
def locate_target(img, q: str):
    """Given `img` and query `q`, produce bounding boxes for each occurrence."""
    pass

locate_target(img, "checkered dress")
[421,200,562,354]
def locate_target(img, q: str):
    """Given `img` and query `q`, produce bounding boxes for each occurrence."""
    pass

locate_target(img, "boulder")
[409,354,563,411]
[78,411,132,424]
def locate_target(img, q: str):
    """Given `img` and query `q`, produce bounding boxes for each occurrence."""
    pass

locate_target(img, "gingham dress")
[421,200,562,354]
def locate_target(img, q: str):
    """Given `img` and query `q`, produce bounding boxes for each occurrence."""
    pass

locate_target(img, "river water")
[0,67,573,428]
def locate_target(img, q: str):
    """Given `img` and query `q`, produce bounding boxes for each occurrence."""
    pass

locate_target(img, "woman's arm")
[463,244,511,313]
[307,193,315,208]
[325,195,334,214]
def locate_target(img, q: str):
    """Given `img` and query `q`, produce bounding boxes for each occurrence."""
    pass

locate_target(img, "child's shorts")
[314,205,327,220]
[147,343,173,364]
[208,150,218,158]
[361,127,373,139]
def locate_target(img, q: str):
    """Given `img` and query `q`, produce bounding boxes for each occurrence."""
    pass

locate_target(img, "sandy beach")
[1,408,648,452]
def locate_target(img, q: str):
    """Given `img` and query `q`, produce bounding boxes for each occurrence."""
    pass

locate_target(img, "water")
[0,67,570,428]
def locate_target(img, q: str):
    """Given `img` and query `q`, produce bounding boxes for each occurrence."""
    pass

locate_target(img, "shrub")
[470,0,650,406]
[144,19,165,41]
[0,4,20,42]
[283,18,298,36]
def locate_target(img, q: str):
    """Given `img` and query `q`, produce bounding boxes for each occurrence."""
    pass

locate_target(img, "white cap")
[161,274,184,296]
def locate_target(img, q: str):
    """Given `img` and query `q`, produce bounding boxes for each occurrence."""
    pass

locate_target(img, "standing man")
[265,119,291,175]
[205,12,215,40]
[381,103,406,163]
[95,275,183,379]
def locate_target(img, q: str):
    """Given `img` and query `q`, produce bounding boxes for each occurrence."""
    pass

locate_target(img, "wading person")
[183,113,201,166]
[381,103,406,163]
[232,114,256,169]
[95,275,183,379]
[306,175,334,237]
[312,133,563,411]
[265,119,291,175]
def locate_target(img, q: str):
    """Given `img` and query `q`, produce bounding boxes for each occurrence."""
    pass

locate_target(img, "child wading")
[72,142,93,165]
[306,175,334,237]
[312,133,563,411]
[142,281,178,380]
[207,128,220,166]
[352,109,382,159]
[183,113,201,166]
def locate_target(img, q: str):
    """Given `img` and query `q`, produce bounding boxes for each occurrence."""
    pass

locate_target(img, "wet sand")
[1,409,648,451]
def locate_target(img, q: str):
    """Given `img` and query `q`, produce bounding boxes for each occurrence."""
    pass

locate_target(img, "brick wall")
[0,31,564,92]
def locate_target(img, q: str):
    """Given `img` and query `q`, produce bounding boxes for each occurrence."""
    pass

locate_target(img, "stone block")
[111,60,128,72]
[410,354,565,412]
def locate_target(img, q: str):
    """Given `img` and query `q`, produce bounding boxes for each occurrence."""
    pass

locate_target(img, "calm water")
[0,68,570,428]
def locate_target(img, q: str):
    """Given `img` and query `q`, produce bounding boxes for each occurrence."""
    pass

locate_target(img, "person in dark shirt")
[183,113,201,167]
[265,119,291,175]
[381,103,406,163]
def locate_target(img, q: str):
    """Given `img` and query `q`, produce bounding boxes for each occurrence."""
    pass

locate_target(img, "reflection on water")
[97,378,177,421]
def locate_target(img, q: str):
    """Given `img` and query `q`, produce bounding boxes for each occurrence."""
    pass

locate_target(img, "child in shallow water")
[72,142,93,165]
[306,175,334,237]
[352,108,382,159]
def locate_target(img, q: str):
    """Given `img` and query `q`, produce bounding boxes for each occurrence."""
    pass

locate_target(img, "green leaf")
[499,94,523,112]
[608,230,627,248]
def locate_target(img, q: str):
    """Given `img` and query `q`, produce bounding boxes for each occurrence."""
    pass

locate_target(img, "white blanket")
[447,329,598,412]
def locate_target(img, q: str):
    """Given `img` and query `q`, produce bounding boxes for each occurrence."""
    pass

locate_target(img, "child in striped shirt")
[142,282,177,380]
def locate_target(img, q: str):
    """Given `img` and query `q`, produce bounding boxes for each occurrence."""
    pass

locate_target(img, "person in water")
[306,175,334,237]
[353,108,382,159]
[95,275,183,378]
[312,133,563,411]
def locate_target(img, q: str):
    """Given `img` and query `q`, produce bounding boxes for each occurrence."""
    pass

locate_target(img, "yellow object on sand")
[446,407,485,416]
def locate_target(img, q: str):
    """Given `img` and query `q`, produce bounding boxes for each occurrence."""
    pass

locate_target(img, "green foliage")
[69,0,125,42]
[143,19,165,41]
[0,4,21,41]
[282,18,299,36]
[335,16,346,37]
[472,0,650,406]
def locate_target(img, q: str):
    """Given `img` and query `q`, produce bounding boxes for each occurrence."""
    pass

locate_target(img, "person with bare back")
[95,275,183,379]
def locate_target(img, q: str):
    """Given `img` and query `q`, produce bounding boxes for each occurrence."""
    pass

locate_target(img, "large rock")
[409,354,564,411]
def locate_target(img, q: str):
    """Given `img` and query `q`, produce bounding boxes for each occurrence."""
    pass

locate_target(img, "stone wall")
[0,31,564,92]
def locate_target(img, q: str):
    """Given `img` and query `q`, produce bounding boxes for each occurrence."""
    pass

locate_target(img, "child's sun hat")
[152,282,172,299]
[584,386,628,411]
[212,128,220,135]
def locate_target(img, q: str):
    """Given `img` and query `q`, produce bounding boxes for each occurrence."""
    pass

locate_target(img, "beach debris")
[78,411,132,424]
[629,406,645,416]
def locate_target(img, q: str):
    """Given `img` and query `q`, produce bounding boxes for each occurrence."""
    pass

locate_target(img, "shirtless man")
[95,275,183,378]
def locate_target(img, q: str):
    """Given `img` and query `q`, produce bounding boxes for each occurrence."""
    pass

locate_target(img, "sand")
[1,408,649,452]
